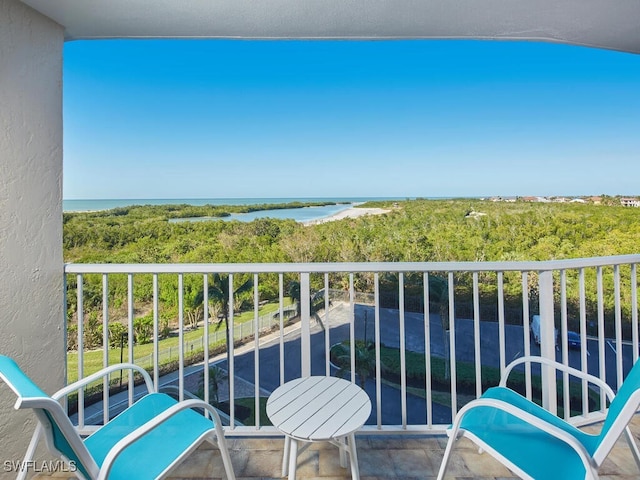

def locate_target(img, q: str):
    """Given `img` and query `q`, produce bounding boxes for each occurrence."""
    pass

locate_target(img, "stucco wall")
[0,0,64,469]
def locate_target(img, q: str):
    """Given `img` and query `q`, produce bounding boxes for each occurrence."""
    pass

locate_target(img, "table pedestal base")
[281,433,360,480]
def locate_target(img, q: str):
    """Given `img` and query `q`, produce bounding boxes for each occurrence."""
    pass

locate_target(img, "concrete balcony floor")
[34,416,640,479]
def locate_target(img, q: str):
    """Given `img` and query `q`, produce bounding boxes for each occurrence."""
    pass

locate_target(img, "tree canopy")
[64,199,640,336]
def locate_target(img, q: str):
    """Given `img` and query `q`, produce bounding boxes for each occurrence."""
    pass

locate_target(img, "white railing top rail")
[64,254,640,275]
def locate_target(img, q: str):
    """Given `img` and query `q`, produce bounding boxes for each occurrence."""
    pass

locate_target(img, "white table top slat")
[279,382,355,439]
[266,377,343,426]
[267,376,372,442]
[311,400,371,440]
[267,376,326,411]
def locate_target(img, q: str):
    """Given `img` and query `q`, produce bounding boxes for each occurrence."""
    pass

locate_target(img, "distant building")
[620,198,640,207]
[590,196,602,205]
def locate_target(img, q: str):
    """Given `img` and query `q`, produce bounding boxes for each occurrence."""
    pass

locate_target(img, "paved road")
[216,303,454,424]
[81,301,636,427]
[213,302,637,426]
[349,303,636,391]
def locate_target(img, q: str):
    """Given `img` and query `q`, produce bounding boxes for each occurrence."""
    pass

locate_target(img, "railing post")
[539,270,557,414]
[300,272,311,377]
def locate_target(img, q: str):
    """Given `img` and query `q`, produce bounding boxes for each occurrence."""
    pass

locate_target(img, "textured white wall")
[0,0,64,467]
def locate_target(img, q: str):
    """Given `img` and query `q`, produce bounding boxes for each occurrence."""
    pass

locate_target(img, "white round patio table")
[266,376,372,480]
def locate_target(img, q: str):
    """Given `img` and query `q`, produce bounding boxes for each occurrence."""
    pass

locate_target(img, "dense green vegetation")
[65,198,640,340]
[63,198,638,420]
[65,198,640,265]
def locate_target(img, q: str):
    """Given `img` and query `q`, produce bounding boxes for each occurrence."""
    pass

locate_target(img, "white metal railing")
[130,306,297,370]
[64,254,640,435]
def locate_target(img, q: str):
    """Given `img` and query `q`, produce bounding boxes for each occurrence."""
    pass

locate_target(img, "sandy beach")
[303,206,390,225]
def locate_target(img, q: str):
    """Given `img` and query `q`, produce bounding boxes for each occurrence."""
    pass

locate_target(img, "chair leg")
[624,426,640,471]
[214,428,236,480]
[17,423,43,480]
[436,431,457,480]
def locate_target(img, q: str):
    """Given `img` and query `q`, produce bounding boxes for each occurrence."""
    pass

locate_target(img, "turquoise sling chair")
[437,356,640,480]
[0,355,236,480]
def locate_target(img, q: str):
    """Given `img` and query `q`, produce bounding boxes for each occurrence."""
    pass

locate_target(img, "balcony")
[34,419,640,479]
[45,255,640,477]
[4,1,640,478]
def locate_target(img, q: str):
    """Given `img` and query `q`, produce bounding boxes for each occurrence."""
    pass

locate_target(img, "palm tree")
[333,341,377,390]
[195,273,253,401]
[184,287,204,330]
[203,273,253,330]
[197,365,227,405]
[287,280,325,329]
[287,280,301,317]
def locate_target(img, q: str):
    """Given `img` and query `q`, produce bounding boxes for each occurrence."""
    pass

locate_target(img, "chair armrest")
[449,397,598,478]
[52,363,155,401]
[501,355,616,401]
[97,399,227,480]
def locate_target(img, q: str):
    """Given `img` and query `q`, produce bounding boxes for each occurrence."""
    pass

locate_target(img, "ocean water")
[63,197,403,223]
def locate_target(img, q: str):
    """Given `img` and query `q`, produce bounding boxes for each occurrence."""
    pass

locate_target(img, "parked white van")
[530,314,558,346]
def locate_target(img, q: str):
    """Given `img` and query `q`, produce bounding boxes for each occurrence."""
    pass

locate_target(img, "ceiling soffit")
[19,0,640,54]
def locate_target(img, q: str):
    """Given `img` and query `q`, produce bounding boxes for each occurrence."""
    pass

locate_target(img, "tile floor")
[35,415,640,479]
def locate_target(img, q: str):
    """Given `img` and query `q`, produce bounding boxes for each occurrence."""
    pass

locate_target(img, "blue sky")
[63,40,640,199]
